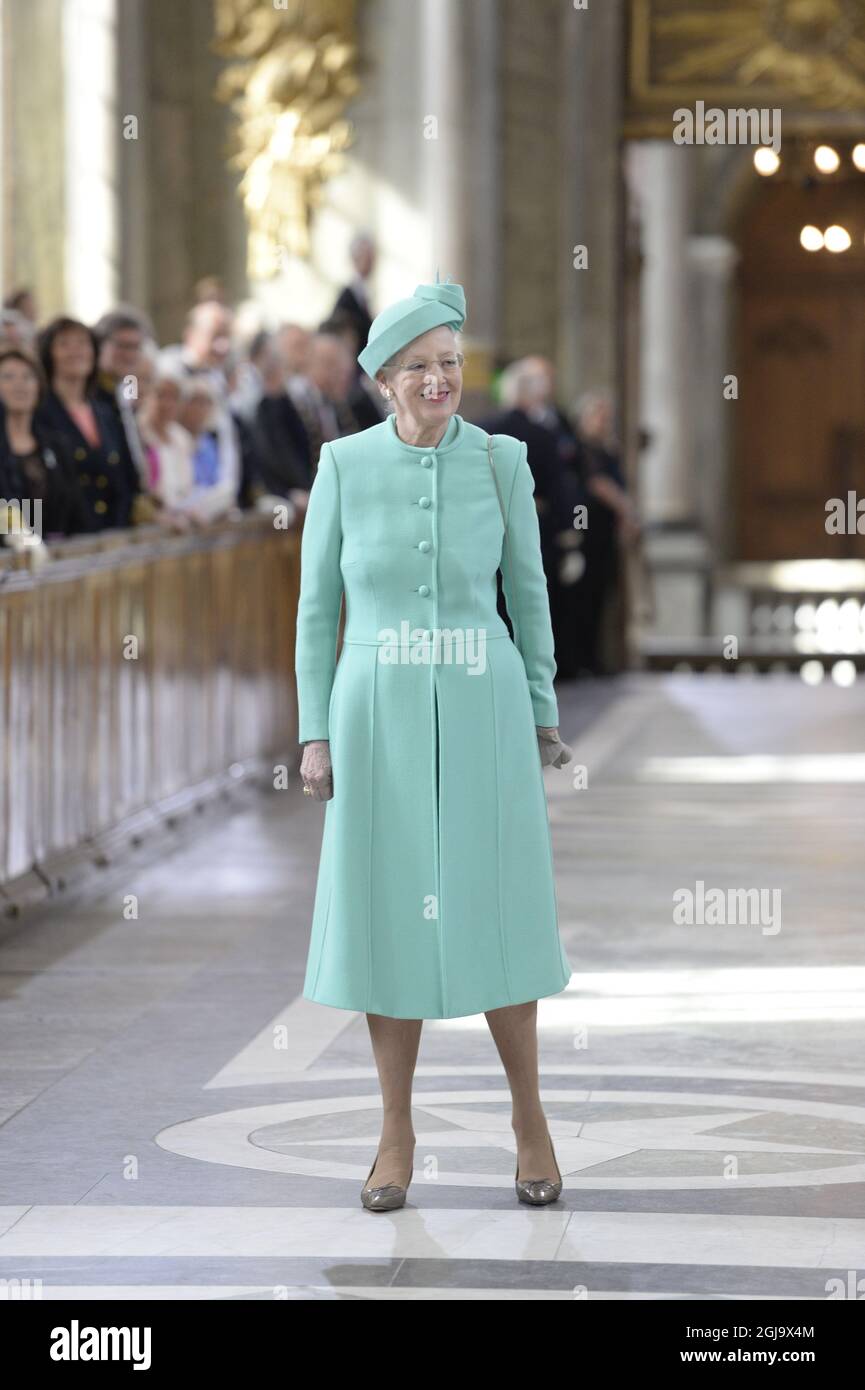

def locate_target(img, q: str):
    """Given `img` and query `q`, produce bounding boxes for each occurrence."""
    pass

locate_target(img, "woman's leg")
[364,1013,423,1187]
[485,1000,557,1179]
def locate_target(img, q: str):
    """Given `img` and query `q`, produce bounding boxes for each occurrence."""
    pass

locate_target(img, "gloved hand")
[300,739,333,801]
[536,726,573,769]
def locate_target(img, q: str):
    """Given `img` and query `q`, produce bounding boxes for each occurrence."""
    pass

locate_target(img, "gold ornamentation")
[212,0,360,277]
[628,0,865,126]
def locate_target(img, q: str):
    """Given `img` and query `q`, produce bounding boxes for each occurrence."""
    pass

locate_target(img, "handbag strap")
[487,434,520,649]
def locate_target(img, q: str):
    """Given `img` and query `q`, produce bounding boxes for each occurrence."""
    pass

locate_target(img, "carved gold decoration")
[627,0,865,135]
[212,0,360,277]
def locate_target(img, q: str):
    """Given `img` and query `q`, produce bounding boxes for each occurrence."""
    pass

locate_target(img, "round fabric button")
[418,540,431,553]
[418,496,430,508]
[418,584,430,597]
[420,456,432,467]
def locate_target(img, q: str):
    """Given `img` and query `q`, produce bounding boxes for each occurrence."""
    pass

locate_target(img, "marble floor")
[1,672,864,1301]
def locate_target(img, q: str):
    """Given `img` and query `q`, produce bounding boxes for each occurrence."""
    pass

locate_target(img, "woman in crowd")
[136,360,196,515]
[0,346,89,540]
[35,317,141,530]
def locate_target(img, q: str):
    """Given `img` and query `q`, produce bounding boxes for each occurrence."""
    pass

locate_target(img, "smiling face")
[378,325,462,435]
[0,355,40,415]
[51,326,95,385]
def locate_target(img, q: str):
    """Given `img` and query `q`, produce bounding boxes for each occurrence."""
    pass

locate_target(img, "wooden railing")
[0,515,301,900]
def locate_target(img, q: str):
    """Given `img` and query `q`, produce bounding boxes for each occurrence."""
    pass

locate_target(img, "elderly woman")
[295,277,574,1212]
[137,360,196,511]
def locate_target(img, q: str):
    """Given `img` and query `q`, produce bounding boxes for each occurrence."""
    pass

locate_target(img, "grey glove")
[300,739,333,801]
[536,725,572,769]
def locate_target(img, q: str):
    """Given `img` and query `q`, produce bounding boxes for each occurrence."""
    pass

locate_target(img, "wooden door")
[735,178,865,560]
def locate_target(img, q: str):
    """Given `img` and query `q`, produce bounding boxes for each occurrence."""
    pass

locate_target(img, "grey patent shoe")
[515,1132,563,1206]
[360,1150,412,1212]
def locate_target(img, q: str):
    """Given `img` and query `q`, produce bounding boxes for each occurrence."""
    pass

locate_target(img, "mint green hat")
[357,272,466,379]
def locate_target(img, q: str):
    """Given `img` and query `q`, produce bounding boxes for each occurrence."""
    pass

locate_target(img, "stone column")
[557,0,624,405]
[420,0,464,282]
[687,234,739,560]
[0,0,67,315]
[628,140,710,640]
[116,0,149,312]
[458,0,499,403]
[634,141,695,524]
[61,0,121,321]
[143,0,246,341]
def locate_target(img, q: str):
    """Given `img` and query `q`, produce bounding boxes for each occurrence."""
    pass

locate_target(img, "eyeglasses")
[392,352,464,374]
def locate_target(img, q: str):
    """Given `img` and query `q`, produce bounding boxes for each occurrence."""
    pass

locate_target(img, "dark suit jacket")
[333,284,373,356]
[348,381,386,432]
[0,412,90,537]
[36,392,139,530]
[254,391,313,493]
[482,407,581,549]
[292,393,363,480]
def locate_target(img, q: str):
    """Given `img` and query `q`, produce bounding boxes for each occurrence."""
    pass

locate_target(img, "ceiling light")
[814,144,840,173]
[824,224,851,252]
[800,225,824,251]
[754,147,780,175]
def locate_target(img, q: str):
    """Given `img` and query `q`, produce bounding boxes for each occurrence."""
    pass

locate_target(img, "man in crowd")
[238,331,314,499]
[331,231,376,374]
[486,356,587,677]
[287,329,363,477]
[159,300,243,516]
[94,307,160,524]
[572,390,641,674]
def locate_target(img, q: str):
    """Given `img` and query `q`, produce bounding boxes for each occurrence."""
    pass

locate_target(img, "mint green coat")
[295,411,573,1018]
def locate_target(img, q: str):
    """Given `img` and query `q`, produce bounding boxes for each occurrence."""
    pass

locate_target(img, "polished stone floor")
[1,672,863,1300]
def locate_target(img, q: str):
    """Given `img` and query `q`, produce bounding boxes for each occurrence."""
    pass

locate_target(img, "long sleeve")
[500,439,560,728]
[295,442,343,742]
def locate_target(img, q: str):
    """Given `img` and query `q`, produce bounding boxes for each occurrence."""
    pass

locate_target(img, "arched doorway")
[735,172,865,560]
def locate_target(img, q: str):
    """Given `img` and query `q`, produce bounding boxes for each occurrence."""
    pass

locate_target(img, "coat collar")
[386,411,464,454]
